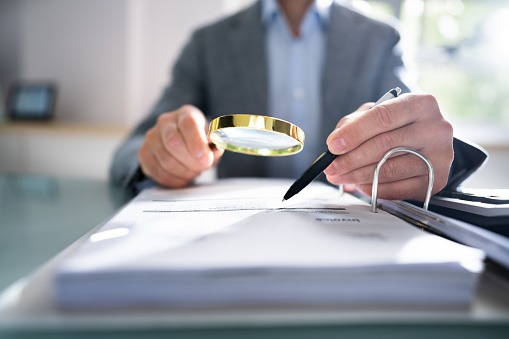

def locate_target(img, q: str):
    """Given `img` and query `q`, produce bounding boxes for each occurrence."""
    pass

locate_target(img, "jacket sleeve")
[375,24,418,96]
[109,31,207,189]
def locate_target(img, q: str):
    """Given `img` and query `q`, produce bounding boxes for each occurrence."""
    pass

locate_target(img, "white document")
[55,178,484,309]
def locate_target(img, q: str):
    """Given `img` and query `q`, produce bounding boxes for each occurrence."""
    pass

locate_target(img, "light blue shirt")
[262,0,331,178]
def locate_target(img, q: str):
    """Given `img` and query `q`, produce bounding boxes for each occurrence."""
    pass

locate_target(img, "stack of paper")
[54,179,484,310]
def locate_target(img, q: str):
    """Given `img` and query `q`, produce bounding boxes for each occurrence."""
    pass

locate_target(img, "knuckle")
[336,115,350,128]
[165,132,182,150]
[421,93,438,107]
[179,104,196,113]
[374,105,395,129]
[417,93,440,117]
[440,119,454,138]
[156,113,171,125]
[380,159,398,181]
[178,111,197,130]
[375,133,395,154]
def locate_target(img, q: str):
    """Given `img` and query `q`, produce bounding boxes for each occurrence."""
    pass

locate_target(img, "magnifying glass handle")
[282,150,337,201]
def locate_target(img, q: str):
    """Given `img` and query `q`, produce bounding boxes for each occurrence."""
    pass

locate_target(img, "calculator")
[427,138,508,236]
[429,189,509,236]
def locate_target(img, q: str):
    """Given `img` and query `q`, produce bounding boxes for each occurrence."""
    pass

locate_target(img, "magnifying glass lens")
[209,115,304,156]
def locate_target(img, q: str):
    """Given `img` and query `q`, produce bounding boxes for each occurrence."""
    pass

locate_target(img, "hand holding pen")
[283,88,454,202]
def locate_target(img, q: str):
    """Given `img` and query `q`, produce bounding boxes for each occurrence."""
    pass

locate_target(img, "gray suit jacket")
[110,1,414,188]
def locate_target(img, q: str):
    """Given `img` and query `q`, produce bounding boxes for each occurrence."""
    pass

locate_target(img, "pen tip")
[281,199,285,202]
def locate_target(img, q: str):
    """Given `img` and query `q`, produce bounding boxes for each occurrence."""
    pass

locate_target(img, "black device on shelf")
[7,82,57,120]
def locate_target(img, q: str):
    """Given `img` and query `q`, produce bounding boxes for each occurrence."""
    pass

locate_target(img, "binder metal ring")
[371,147,434,213]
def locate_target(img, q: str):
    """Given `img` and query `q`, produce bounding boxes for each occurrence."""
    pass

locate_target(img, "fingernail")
[200,151,213,166]
[330,137,347,154]
[324,163,337,176]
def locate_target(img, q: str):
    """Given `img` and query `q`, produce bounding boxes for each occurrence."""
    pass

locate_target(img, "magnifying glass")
[208,114,305,156]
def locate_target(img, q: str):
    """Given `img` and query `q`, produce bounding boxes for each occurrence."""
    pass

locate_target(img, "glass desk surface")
[0,174,134,291]
[1,174,509,339]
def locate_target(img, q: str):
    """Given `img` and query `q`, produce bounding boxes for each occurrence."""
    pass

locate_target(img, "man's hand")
[324,93,454,201]
[138,105,224,188]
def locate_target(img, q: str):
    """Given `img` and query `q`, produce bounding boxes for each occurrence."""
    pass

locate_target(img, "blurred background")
[0,0,508,188]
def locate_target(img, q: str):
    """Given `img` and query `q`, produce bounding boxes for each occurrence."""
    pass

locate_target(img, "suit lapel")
[321,4,362,136]
[228,2,268,115]
[221,2,272,176]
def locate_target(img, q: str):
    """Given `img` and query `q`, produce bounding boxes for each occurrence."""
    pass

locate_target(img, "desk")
[1,174,509,338]
[0,174,134,291]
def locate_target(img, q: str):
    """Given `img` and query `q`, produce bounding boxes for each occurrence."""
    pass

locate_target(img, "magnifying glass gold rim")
[208,114,305,156]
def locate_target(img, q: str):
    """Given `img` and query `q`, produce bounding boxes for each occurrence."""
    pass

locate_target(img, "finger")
[143,123,201,179]
[325,121,439,176]
[355,175,432,201]
[327,94,440,155]
[326,145,452,196]
[153,143,201,181]
[162,120,208,172]
[138,147,189,188]
[327,151,451,198]
[332,102,373,130]
[177,106,214,167]
[325,153,430,185]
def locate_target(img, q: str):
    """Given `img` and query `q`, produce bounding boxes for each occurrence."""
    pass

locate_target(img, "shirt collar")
[262,0,332,27]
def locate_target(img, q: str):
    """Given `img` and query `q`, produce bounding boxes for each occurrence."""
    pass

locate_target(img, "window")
[351,0,509,141]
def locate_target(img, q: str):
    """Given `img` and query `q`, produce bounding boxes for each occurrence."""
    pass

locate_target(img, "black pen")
[282,87,402,201]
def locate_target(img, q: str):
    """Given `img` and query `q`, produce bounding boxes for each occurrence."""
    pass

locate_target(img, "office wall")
[0,0,230,126]
[125,0,230,126]
[19,0,128,125]
[0,0,240,180]
[0,0,22,96]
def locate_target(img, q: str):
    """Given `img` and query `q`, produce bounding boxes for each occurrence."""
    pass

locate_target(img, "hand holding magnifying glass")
[138,105,224,188]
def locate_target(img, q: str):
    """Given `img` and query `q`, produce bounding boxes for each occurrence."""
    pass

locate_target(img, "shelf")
[0,120,130,137]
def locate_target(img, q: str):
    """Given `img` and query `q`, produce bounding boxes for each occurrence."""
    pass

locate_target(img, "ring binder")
[371,147,434,213]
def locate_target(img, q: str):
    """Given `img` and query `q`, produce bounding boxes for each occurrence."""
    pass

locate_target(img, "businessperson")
[110,0,455,202]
